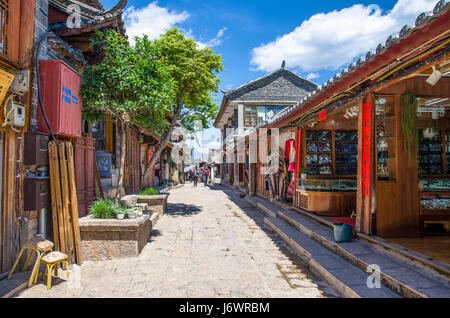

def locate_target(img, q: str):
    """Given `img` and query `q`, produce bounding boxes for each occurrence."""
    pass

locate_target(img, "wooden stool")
[37,251,69,290]
[7,237,54,287]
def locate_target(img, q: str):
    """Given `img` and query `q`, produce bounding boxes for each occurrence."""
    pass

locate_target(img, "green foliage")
[89,199,131,219]
[401,93,419,167]
[138,187,160,195]
[81,30,175,134]
[229,174,234,184]
[155,27,223,131]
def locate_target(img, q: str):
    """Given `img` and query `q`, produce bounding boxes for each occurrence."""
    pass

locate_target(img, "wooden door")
[74,136,96,217]
[126,129,141,194]
[74,138,86,217]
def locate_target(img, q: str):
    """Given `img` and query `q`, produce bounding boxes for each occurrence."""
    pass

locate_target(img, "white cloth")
[164,164,169,179]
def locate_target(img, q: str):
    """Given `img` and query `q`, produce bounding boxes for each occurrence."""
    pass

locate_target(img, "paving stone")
[15,184,331,298]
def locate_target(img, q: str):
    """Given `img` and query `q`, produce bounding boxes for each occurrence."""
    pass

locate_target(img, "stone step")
[289,205,450,279]
[244,196,279,218]
[264,217,400,298]
[278,209,450,298]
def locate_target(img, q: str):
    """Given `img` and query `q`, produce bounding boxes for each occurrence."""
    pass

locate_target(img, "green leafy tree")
[81,30,174,201]
[143,27,224,178]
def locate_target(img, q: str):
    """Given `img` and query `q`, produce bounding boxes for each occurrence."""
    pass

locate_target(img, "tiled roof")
[265,0,450,128]
[214,67,317,127]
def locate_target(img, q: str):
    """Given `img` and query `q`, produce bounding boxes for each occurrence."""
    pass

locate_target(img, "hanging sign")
[318,110,327,121]
[362,102,372,197]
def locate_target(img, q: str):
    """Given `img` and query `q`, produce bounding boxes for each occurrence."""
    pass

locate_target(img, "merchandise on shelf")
[298,178,357,192]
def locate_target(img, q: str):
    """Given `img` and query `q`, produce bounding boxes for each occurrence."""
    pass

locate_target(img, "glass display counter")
[297,178,357,192]
[295,178,357,217]
[418,178,450,226]
[420,195,450,210]
[419,178,450,192]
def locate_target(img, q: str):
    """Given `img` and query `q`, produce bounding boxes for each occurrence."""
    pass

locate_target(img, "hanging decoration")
[401,93,419,167]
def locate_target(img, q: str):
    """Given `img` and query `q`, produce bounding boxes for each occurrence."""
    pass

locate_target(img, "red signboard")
[318,110,327,121]
[362,102,372,197]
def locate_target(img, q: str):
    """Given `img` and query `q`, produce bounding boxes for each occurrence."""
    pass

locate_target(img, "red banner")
[362,102,372,197]
[318,110,327,121]
[295,127,301,186]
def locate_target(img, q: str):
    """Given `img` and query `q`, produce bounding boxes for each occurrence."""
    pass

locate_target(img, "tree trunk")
[115,120,127,202]
[144,102,183,177]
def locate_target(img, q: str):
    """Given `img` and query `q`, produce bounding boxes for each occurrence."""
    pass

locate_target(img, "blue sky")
[101,0,438,158]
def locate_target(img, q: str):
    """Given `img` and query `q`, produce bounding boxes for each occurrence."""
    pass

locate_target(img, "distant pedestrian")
[193,170,198,187]
[163,160,169,188]
[203,166,210,186]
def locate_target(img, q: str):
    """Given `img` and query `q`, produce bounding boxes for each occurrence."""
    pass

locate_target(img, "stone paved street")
[15,184,336,298]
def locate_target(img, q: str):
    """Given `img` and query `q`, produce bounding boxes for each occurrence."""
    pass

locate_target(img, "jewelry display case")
[375,97,396,180]
[419,129,443,175]
[297,178,357,192]
[296,178,357,217]
[420,195,450,210]
[335,130,358,175]
[419,178,450,192]
[306,130,332,175]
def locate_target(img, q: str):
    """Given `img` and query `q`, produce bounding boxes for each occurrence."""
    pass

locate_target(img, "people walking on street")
[203,165,210,186]
[163,160,169,188]
[193,169,198,187]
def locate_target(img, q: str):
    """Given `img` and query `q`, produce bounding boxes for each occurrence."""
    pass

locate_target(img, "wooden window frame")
[244,106,258,127]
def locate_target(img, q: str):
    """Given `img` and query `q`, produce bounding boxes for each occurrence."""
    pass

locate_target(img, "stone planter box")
[79,215,151,261]
[136,193,169,215]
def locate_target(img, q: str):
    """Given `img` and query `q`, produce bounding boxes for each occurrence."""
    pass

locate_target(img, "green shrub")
[139,187,160,195]
[89,199,131,219]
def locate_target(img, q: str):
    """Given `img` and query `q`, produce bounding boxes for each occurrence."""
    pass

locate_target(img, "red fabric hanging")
[285,138,295,162]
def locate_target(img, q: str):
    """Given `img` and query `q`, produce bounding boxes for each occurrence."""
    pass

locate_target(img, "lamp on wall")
[426,66,442,86]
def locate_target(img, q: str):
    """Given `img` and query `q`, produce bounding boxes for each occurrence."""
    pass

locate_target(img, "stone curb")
[278,211,429,298]
[264,217,361,298]
[289,205,450,281]
[237,191,447,297]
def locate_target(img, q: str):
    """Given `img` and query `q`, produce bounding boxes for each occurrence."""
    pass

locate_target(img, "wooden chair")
[7,237,54,287]
[35,251,69,290]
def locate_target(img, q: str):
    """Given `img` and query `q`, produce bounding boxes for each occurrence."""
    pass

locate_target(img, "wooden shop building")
[261,1,450,260]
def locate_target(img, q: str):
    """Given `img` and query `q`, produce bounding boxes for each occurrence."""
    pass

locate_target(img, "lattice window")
[244,106,258,127]
[0,0,7,56]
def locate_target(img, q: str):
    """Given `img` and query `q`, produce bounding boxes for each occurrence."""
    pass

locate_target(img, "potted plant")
[299,168,308,180]
[127,209,137,219]
[116,212,125,220]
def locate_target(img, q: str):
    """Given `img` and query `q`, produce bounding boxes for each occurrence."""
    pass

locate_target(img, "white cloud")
[197,27,228,49]
[250,0,437,73]
[123,2,189,44]
[306,72,320,80]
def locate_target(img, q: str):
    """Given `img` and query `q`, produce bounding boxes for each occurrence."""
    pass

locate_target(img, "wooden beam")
[18,0,36,67]
[58,142,74,264]
[65,141,83,265]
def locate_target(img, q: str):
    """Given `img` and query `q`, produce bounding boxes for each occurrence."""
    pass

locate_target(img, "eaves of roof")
[265,1,450,129]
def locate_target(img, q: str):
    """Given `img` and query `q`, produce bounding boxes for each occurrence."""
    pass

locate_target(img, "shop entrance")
[371,62,450,262]
[295,103,359,224]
